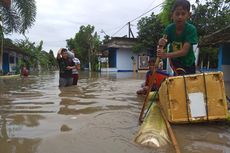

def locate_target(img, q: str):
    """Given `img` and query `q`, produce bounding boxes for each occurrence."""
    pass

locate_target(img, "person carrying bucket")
[157,0,198,76]
[66,49,81,86]
[57,48,75,87]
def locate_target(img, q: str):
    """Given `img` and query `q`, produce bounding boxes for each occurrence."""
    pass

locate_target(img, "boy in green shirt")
[157,0,198,75]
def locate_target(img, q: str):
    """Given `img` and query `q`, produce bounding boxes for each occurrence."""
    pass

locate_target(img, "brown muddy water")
[0,71,230,153]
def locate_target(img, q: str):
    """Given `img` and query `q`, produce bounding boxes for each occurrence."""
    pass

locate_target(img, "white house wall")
[116,48,137,71]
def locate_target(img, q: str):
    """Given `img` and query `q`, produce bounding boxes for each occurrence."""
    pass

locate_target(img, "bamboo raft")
[135,101,170,148]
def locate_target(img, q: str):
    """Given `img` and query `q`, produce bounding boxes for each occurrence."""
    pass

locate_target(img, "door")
[3,52,9,74]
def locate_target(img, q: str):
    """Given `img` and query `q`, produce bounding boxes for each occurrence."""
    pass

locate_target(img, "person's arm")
[157,42,191,59]
[66,60,76,70]
[66,66,75,70]
[158,24,198,59]
[76,64,80,70]
[57,48,62,60]
[73,58,81,70]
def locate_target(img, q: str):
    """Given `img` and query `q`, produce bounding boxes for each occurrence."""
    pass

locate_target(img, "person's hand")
[157,35,168,58]
[158,37,167,48]
[157,46,167,59]
[143,86,149,90]
[66,66,73,70]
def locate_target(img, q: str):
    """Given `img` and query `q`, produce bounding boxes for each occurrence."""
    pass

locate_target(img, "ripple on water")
[0,72,230,153]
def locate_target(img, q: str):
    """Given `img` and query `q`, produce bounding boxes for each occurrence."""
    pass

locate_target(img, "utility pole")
[0,17,4,74]
[128,22,134,38]
[88,36,91,71]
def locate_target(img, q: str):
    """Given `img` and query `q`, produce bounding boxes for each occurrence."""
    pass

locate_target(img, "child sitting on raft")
[136,58,169,95]
[136,58,157,95]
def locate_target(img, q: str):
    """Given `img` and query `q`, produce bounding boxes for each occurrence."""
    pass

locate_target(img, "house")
[199,25,230,81]
[0,41,30,75]
[100,37,149,72]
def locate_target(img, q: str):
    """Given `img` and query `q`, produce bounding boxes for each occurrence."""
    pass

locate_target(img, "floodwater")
[0,71,230,153]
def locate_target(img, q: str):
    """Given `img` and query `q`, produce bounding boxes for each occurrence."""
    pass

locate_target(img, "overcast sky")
[6,0,195,55]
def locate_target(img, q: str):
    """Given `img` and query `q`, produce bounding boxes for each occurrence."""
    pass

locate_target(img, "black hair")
[61,48,67,54]
[148,58,155,65]
[172,0,190,12]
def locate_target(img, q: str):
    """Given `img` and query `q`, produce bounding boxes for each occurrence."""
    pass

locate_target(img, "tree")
[0,0,36,34]
[102,35,110,44]
[15,39,57,71]
[48,49,58,70]
[191,0,229,68]
[0,0,36,73]
[159,0,176,26]
[191,0,230,37]
[66,25,101,71]
[133,13,165,57]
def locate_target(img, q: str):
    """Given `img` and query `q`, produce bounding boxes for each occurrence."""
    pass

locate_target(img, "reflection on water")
[0,71,230,153]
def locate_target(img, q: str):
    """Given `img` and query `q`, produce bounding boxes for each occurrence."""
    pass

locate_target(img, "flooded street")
[0,71,230,153]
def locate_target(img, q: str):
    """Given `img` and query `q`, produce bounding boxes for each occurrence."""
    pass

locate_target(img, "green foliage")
[66,25,101,71]
[191,0,230,37]
[198,47,218,68]
[15,39,57,71]
[191,0,229,68]
[134,13,165,55]
[102,35,110,44]
[159,0,176,26]
[48,50,58,69]
[0,0,36,34]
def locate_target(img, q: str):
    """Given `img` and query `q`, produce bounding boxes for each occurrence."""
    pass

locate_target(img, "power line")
[111,2,163,37]
[143,0,157,13]
[112,23,128,37]
[129,2,163,23]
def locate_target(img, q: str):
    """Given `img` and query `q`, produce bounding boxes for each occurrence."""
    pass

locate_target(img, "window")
[9,56,15,63]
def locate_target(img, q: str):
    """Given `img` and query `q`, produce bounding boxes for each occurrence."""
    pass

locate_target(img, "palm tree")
[0,0,36,73]
[0,0,36,34]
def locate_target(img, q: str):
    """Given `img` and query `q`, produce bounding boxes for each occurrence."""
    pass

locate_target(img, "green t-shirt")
[164,22,198,67]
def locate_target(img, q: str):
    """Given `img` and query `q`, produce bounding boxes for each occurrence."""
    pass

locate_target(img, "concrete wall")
[116,48,137,72]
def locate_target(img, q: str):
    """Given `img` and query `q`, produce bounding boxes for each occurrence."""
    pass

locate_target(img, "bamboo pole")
[138,35,167,123]
[0,18,4,74]
[137,34,181,153]
[158,103,181,153]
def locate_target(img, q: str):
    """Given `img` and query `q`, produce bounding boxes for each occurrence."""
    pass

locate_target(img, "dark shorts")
[171,60,196,75]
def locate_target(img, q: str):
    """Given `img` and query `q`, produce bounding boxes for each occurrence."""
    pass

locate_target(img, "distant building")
[100,37,150,72]
[1,43,30,75]
[199,25,230,81]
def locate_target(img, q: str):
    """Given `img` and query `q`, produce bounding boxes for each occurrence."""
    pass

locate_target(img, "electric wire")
[111,2,163,37]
